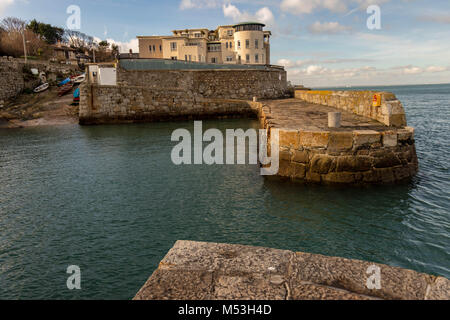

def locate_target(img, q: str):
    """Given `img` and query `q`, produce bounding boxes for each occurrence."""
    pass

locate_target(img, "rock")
[328,132,353,151]
[353,130,381,147]
[310,154,335,174]
[299,131,329,148]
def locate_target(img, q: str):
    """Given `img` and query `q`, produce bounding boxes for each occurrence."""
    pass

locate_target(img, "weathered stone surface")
[135,241,449,300]
[290,283,375,300]
[299,131,329,148]
[291,252,433,300]
[279,129,300,149]
[426,277,450,300]
[214,273,287,300]
[322,172,356,184]
[296,90,407,127]
[353,130,381,147]
[310,154,335,174]
[328,132,353,151]
[292,150,309,163]
[134,269,214,300]
[336,156,372,172]
[382,131,398,147]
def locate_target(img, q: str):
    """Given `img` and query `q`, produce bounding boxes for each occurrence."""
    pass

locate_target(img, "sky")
[1,0,450,87]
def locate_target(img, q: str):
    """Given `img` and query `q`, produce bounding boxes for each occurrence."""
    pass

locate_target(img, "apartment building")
[137,22,271,65]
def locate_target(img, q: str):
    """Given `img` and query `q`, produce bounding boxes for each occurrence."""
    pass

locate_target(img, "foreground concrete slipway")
[134,241,449,300]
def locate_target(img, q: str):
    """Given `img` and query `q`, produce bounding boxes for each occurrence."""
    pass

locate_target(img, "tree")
[64,29,94,53]
[95,39,117,62]
[0,28,47,58]
[0,17,26,33]
[0,26,5,56]
[98,40,109,47]
[111,44,119,58]
[27,19,64,44]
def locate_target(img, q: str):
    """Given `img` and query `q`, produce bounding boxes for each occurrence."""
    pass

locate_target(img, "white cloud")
[305,65,328,75]
[426,66,448,73]
[223,3,275,26]
[100,38,139,53]
[281,0,392,15]
[308,21,351,34]
[223,3,242,20]
[284,62,450,87]
[0,0,14,16]
[255,7,275,26]
[394,65,449,75]
[180,0,221,10]
[402,66,422,74]
[280,0,347,15]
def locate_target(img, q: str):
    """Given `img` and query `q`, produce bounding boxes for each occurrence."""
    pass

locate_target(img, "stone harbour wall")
[295,90,407,127]
[254,102,418,184]
[117,68,289,101]
[79,84,257,124]
[79,67,288,124]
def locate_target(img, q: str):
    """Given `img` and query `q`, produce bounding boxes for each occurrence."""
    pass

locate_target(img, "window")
[185,55,188,61]
[246,54,250,63]
[246,39,249,49]
[255,40,259,49]
[153,45,156,52]
[234,24,263,32]
[207,44,221,52]
[227,30,233,36]
[229,42,232,49]
[255,54,259,63]
[189,55,192,61]
[149,45,152,52]
[237,40,241,49]
[160,45,162,51]
[170,42,177,51]
[211,57,217,63]
[238,55,241,62]
[226,42,228,49]
[171,56,177,60]
[194,33,202,38]
[226,56,233,62]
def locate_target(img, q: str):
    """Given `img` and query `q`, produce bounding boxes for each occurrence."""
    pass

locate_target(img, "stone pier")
[254,93,418,184]
[134,240,449,300]
[79,61,418,184]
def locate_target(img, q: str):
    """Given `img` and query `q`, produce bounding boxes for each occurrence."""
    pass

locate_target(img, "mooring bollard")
[253,97,258,102]
[328,112,341,128]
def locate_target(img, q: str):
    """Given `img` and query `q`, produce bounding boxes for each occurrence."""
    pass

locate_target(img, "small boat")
[73,74,86,84]
[73,88,80,102]
[33,83,49,93]
[58,82,73,97]
[58,77,71,87]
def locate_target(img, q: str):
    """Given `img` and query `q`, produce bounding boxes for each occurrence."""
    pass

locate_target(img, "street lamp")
[22,29,28,64]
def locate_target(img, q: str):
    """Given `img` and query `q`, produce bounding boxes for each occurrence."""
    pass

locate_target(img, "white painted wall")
[98,67,117,86]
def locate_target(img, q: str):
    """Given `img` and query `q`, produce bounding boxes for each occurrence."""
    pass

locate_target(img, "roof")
[119,58,280,71]
[233,22,266,27]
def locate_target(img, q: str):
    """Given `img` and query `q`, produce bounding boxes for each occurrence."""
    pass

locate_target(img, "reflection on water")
[0,84,449,299]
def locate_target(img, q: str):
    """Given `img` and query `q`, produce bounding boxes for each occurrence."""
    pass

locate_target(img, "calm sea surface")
[0,84,449,299]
